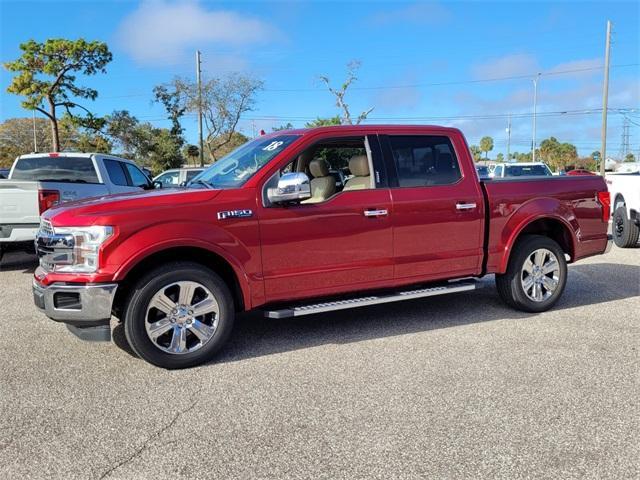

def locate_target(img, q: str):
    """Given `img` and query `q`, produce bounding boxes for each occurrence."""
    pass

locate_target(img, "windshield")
[191,135,300,189]
[504,164,552,177]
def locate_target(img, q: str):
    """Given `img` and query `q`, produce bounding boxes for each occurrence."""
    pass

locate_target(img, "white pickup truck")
[0,153,152,258]
[606,172,640,248]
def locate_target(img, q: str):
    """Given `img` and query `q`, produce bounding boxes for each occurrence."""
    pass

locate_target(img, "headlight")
[37,225,113,273]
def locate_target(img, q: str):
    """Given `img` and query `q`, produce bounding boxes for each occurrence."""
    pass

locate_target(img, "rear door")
[381,132,485,281]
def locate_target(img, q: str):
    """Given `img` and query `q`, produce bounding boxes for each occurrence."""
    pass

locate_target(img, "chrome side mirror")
[267,172,311,204]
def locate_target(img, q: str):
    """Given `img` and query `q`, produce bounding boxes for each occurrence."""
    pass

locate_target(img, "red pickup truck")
[33,125,612,369]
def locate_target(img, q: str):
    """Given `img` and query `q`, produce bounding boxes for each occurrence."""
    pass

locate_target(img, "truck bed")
[482,175,609,273]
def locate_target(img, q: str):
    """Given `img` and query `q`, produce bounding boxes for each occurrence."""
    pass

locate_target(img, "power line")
[97,62,639,99]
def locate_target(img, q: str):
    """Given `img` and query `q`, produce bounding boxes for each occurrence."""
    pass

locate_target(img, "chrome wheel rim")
[145,281,219,355]
[520,248,560,302]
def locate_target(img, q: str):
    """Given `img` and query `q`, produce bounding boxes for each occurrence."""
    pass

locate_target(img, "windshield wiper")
[187,179,213,189]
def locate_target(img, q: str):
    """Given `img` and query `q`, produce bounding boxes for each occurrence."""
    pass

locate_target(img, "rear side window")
[11,156,99,183]
[387,136,461,187]
[104,159,128,186]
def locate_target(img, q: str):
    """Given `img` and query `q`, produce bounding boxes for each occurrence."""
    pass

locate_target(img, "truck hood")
[44,187,222,225]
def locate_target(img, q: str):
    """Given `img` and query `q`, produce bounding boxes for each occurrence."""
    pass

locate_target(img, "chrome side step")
[264,280,477,319]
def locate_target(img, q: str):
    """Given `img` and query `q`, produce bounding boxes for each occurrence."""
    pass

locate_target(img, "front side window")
[388,136,461,187]
[192,135,299,189]
[124,163,150,187]
[12,156,99,183]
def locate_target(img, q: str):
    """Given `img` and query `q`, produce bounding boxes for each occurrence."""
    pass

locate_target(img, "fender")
[106,220,259,310]
[496,197,578,273]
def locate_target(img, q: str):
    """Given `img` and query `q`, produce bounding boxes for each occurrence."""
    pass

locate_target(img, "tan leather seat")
[343,155,371,191]
[302,158,336,204]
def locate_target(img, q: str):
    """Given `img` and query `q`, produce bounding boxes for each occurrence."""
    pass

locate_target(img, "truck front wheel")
[496,235,567,313]
[123,261,235,369]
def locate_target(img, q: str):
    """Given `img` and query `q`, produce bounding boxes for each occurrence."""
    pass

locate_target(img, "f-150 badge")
[217,209,253,220]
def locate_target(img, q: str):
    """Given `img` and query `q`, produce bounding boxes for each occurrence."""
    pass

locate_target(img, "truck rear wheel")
[612,206,640,248]
[496,235,567,313]
[123,261,235,369]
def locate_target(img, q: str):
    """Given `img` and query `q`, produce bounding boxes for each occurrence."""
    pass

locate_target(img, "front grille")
[35,220,73,271]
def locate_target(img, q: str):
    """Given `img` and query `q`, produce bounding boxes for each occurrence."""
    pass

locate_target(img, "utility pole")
[600,20,612,175]
[620,116,630,159]
[506,114,512,162]
[32,110,38,153]
[531,73,540,162]
[196,50,204,167]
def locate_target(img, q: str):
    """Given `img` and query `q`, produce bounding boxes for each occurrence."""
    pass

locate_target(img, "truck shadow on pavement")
[112,262,639,365]
[0,251,37,274]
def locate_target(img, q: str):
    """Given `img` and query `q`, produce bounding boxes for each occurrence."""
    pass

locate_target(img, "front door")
[258,134,394,303]
[381,133,485,281]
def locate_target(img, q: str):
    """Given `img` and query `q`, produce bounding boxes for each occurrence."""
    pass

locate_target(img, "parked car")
[606,172,640,247]
[0,152,152,259]
[0,168,10,179]
[154,167,204,188]
[490,162,553,178]
[33,125,611,368]
[566,169,596,176]
[475,165,490,178]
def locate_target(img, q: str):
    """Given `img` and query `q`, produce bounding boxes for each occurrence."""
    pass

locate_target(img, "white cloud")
[472,53,540,79]
[115,0,280,65]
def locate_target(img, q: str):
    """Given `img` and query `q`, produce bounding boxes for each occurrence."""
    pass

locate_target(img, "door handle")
[363,209,388,217]
[456,202,477,211]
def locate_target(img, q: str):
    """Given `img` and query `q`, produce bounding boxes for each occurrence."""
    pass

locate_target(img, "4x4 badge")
[217,209,253,220]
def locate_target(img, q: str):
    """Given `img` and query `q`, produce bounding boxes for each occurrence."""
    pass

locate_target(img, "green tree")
[272,122,294,131]
[624,153,636,162]
[207,131,249,159]
[305,116,342,128]
[539,137,577,171]
[105,110,141,157]
[469,145,482,162]
[183,144,200,166]
[319,60,373,125]
[479,136,494,159]
[496,153,504,162]
[153,84,186,142]
[4,39,112,152]
[157,74,263,162]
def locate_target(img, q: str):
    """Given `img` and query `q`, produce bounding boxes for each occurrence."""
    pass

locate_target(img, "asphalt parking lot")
[0,246,638,480]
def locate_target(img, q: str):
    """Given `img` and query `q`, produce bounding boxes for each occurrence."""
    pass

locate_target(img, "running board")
[264,280,477,319]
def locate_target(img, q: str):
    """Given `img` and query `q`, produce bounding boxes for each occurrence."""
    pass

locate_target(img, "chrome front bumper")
[33,280,117,326]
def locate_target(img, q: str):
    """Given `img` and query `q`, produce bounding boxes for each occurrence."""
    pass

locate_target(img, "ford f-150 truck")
[32,125,612,369]
[0,153,152,259]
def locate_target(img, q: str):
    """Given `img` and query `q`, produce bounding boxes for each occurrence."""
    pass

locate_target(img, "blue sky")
[1,0,639,158]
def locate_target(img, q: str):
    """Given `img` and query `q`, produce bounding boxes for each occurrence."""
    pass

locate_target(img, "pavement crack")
[97,388,201,480]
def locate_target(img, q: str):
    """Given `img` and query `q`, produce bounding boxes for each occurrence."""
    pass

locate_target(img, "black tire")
[495,235,567,313]
[123,261,235,369]
[612,206,640,248]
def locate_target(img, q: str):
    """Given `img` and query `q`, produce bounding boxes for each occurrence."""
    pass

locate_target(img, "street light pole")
[196,50,204,167]
[600,20,612,176]
[532,73,540,162]
[506,114,511,162]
